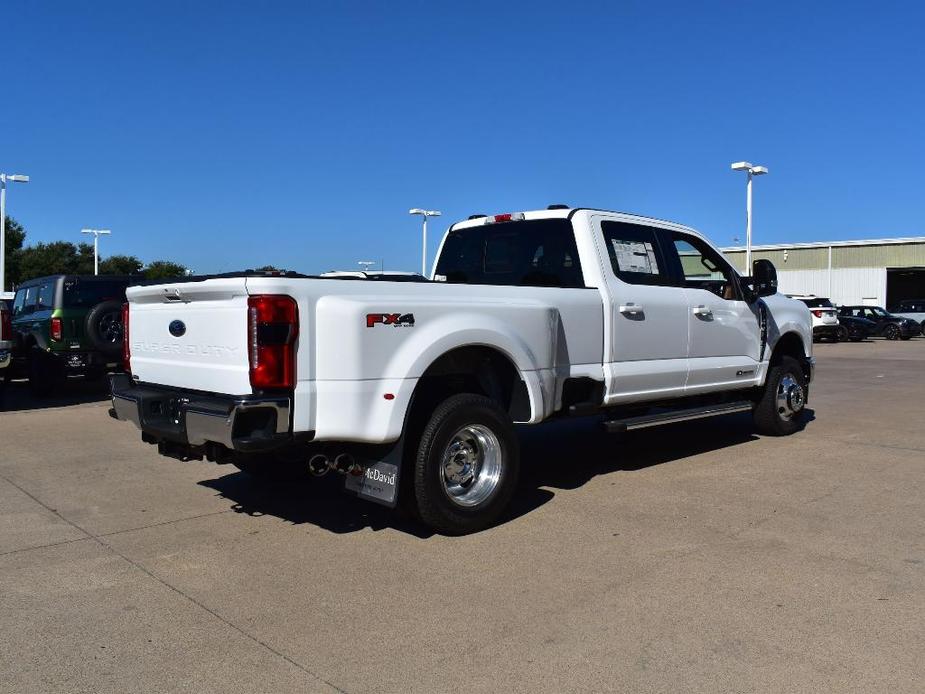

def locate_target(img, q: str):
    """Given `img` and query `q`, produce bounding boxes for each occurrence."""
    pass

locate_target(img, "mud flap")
[343,437,404,509]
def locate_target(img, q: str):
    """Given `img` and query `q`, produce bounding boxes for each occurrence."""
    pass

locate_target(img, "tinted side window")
[434,219,584,288]
[669,233,741,300]
[12,286,37,317]
[600,221,672,286]
[35,282,55,311]
[63,279,128,307]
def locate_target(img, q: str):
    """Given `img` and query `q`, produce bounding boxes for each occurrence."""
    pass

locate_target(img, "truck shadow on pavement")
[198,409,813,537]
[0,378,112,412]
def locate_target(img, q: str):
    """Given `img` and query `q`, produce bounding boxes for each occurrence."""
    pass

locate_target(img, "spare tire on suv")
[84,300,124,355]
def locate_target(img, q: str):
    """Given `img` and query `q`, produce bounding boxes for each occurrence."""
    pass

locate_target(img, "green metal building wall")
[722,241,925,274]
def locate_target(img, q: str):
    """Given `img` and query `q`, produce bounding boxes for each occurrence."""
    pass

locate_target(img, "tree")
[144,260,188,280]
[100,254,144,275]
[17,241,97,280]
[3,216,27,287]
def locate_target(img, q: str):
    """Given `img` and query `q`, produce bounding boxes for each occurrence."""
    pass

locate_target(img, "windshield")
[63,279,127,307]
[870,307,889,317]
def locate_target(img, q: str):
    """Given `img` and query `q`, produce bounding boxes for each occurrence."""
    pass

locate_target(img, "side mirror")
[751,259,778,297]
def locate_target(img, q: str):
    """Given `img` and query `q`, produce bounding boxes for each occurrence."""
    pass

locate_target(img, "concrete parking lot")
[1,340,923,693]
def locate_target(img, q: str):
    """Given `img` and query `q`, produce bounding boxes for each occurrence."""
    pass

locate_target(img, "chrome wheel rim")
[440,424,503,507]
[776,374,805,420]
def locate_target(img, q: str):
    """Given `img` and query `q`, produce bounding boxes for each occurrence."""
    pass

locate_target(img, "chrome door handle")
[619,303,644,315]
[692,305,713,318]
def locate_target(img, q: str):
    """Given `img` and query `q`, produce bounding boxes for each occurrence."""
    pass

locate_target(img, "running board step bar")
[603,401,754,433]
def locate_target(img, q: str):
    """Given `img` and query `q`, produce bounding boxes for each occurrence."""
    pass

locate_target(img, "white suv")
[790,295,839,342]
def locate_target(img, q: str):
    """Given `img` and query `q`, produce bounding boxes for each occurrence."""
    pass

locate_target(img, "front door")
[665,231,761,392]
[593,217,690,403]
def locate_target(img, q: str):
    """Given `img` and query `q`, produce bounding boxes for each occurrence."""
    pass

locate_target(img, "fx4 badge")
[366,313,415,328]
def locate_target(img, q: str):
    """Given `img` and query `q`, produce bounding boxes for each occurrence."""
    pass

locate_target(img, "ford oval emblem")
[168,320,186,337]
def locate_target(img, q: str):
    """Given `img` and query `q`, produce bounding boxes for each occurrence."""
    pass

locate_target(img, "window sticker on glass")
[610,240,660,274]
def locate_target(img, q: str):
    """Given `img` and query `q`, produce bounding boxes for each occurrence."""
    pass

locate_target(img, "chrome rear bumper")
[109,374,291,451]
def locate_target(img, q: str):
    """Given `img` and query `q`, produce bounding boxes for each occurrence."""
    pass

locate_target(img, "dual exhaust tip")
[308,453,363,478]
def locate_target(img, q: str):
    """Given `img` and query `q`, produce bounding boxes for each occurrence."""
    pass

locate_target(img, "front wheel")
[884,324,901,340]
[753,356,807,436]
[411,393,520,535]
[836,325,849,342]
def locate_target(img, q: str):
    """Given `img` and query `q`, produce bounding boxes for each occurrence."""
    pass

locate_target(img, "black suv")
[837,305,919,340]
[9,275,135,393]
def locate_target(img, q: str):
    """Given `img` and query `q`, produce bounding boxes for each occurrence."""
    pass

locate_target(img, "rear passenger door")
[593,218,690,403]
[664,232,761,392]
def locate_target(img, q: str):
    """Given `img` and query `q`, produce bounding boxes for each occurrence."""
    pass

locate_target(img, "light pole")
[80,228,112,275]
[730,161,768,271]
[409,208,441,276]
[1,172,30,293]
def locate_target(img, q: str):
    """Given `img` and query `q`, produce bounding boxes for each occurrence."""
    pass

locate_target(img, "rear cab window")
[799,298,835,308]
[434,218,585,288]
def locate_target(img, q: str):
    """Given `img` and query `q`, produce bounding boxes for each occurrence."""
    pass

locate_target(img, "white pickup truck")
[110,206,814,534]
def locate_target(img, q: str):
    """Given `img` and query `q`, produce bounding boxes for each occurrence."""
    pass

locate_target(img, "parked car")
[789,295,840,341]
[889,299,925,336]
[837,305,919,340]
[9,275,136,394]
[110,206,813,535]
[836,314,877,342]
[0,299,12,386]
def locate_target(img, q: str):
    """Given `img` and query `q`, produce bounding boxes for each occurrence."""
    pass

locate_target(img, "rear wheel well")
[410,346,531,425]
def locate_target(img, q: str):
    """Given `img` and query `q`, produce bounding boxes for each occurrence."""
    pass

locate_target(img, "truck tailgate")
[126,278,252,394]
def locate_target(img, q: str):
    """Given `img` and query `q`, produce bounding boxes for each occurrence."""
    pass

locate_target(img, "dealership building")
[721,237,925,308]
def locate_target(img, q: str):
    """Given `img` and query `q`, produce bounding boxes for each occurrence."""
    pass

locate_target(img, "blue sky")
[3,1,923,274]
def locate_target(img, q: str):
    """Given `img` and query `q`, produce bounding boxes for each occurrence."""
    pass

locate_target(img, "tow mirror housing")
[752,259,778,297]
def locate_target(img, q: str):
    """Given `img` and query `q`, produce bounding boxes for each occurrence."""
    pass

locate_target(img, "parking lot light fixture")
[80,228,112,276]
[730,162,769,270]
[409,208,442,276]
[1,172,30,293]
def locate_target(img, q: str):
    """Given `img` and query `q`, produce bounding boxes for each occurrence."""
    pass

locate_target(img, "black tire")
[884,324,900,341]
[411,393,519,535]
[836,325,849,342]
[753,355,807,437]
[85,300,124,355]
[28,351,64,396]
[232,450,306,481]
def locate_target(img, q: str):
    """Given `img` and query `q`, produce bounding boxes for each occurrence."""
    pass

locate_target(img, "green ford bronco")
[8,275,135,394]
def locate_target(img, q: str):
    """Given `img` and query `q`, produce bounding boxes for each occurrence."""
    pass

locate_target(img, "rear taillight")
[0,308,10,340]
[248,295,298,390]
[50,317,63,341]
[812,310,823,318]
[122,303,131,374]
